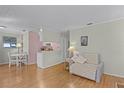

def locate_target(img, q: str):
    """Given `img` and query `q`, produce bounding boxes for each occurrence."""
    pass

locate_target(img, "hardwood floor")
[0,63,124,88]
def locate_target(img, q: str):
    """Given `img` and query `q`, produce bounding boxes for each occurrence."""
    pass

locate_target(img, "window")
[3,36,17,48]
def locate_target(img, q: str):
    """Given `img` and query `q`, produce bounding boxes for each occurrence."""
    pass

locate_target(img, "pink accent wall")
[28,32,42,64]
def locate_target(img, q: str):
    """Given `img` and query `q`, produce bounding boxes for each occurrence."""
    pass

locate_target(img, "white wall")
[23,31,29,54]
[70,19,124,77]
[0,32,21,64]
[41,31,64,65]
[61,31,70,59]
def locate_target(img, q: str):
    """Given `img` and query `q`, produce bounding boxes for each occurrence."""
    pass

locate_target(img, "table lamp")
[16,43,22,53]
[68,46,75,58]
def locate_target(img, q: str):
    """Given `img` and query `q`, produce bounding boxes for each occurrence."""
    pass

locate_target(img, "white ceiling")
[0,5,124,33]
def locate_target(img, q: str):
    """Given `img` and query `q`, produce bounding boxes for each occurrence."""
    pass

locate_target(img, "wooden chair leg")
[19,62,21,67]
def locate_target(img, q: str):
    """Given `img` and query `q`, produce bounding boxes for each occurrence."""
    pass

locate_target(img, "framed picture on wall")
[81,36,88,46]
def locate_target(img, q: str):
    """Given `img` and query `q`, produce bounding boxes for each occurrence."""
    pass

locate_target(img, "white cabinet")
[37,52,44,68]
[37,51,62,68]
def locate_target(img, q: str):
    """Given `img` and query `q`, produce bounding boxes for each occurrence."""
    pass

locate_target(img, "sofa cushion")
[71,55,87,64]
[70,63,97,80]
[83,53,99,64]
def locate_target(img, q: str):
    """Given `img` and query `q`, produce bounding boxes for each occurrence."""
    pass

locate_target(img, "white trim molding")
[67,17,124,31]
[104,72,124,78]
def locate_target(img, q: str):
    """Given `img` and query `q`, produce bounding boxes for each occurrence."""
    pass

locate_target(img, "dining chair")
[18,52,28,65]
[8,52,18,67]
[8,52,28,67]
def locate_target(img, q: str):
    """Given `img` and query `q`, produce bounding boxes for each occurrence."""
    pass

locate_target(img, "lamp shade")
[16,43,22,48]
[68,46,75,52]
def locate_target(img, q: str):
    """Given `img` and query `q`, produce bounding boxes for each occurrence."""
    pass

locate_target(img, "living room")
[0,5,124,89]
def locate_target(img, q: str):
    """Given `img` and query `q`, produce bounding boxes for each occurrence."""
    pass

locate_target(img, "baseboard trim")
[0,62,8,65]
[26,63,36,65]
[104,72,124,78]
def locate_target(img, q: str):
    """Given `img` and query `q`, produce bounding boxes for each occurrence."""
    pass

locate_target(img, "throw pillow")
[71,55,87,64]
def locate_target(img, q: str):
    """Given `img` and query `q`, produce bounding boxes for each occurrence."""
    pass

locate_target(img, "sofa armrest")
[95,62,104,83]
[66,58,75,66]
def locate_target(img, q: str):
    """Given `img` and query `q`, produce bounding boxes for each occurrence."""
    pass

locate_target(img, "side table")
[64,58,73,71]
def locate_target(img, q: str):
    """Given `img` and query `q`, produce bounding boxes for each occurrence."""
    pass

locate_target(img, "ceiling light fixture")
[0,26,7,29]
[22,29,26,32]
[87,23,93,25]
[40,28,43,32]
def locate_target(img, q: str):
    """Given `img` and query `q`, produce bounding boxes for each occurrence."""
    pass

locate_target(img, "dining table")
[10,52,28,66]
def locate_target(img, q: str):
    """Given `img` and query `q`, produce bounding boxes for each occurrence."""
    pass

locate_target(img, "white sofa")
[69,53,104,83]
